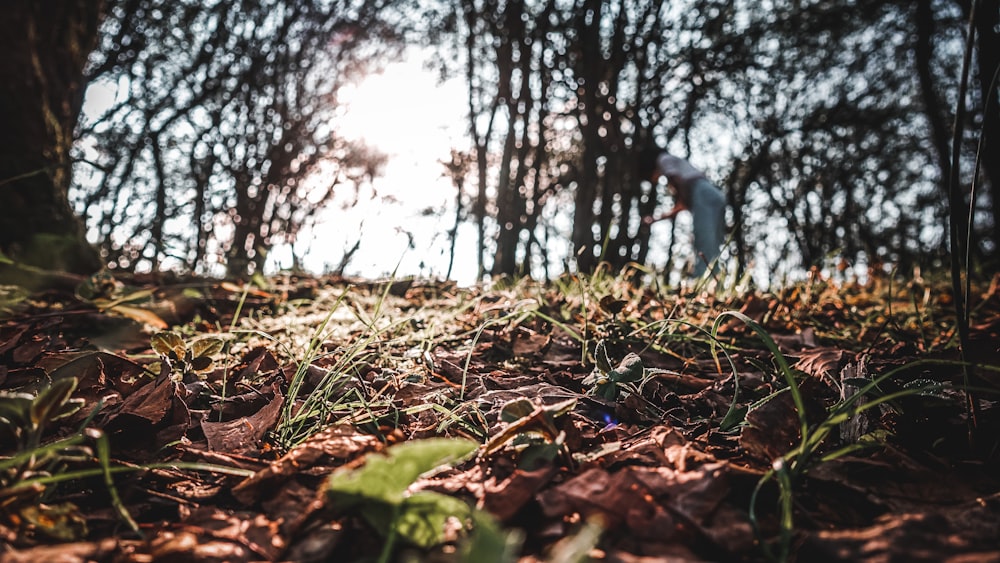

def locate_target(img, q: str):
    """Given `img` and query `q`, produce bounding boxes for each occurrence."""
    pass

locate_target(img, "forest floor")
[1,267,999,562]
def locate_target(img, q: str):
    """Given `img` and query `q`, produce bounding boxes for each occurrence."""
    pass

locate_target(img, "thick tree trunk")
[0,1,104,275]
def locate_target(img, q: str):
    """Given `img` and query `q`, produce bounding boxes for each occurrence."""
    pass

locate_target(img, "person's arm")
[642,181,689,224]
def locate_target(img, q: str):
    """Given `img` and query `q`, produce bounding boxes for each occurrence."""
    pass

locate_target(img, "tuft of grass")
[272,284,371,450]
[1,376,255,541]
[271,278,459,450]
[710,310,974,562]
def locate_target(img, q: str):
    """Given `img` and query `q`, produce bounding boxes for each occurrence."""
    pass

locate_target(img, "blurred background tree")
[74,0,400,277]
[429,0,997,282]
[720,1,952,277]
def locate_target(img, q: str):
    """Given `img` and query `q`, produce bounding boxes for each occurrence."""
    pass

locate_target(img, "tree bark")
[570,0,604,273]
[975,0,1000,259]
[0,0,104,275]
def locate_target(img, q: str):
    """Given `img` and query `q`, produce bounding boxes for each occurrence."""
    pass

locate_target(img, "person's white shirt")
[656,153,705,188]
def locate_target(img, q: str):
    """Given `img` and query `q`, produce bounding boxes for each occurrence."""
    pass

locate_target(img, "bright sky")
[269,53,478,284]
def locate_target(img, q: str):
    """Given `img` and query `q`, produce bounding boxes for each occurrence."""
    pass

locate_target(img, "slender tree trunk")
[975,0,1000,259]
[572,144,599,272]
[191,153,211,270]
[0,1,104,275]
[726,166,748,279]
[442,151,470,281]
[445,184,463,280]
[149,135,168,272]
[473,146,489,279]
[227,184,259,279]
[915,0,964,257]
[570,0,603,273]
[492,113,520,277]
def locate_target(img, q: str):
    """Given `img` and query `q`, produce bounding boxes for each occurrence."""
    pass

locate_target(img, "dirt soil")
[1,270,999,562]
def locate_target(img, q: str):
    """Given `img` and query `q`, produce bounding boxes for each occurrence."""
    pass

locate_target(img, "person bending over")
[638,146,727,277]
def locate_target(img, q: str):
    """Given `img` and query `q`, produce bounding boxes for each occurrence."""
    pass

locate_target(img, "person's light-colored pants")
[689,178,726,277]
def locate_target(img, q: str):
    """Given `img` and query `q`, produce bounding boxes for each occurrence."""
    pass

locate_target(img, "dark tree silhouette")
[450,0,563,279]
[0,1,104,275]
[76,0,399,277]
[973,0,1000,260]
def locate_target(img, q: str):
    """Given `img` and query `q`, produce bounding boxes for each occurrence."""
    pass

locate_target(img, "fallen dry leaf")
[202,384,284,455]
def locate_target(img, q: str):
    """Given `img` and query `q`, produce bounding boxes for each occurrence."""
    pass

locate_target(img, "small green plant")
[0,376,84,452]
[151,330,225,381]
[1,377,257,543]
[0,377,139,539]
[484,397,577,469]
[326,437,478,562]
[583,340,645,401]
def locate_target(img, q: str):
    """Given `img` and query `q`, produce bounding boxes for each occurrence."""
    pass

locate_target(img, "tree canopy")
[2,0,996,283]
[74,0,400,277]
[433,0,998,282]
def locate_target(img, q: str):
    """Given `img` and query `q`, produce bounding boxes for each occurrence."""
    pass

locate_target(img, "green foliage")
[712,310,957,562]
[328,438,476,508]
[151,330,225,381]
[583,340,645,401]
[485,397,577,470]
[460,510,524,563]
[0,377,139,539]
[327,438,478,555]
[1,374,259,541]
[0,377,83,451]
[543,518,605,563]
[0,284,31,312]
[272,285,376,450]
